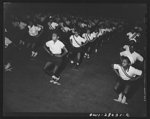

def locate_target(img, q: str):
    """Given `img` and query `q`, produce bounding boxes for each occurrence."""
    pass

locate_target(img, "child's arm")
[43,44,53,56]
[130,75,142,81]
[111,64,120,77]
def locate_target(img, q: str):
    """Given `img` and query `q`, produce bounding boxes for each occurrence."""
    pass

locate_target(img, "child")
[43,32,68,84]
[82,29,92,59]
[112,57,142,104]
[69,30,86,69]
[120,44,143,65]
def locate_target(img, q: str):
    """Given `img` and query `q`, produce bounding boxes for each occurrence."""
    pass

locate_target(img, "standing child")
[112,57,142,104]
[43,32,68,85]
[69,30,86,69]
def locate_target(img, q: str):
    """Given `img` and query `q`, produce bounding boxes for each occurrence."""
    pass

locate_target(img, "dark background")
[4,3,147,23]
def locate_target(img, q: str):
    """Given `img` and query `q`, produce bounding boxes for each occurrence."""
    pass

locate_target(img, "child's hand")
[111,64,114,68]
[55,54,62,58]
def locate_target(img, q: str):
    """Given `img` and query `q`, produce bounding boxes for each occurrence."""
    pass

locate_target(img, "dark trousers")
[3,44,16,64]
[95,37,103,50]
[69,47,84,65]
[54,56,68,77]
[33,32,50,52]
[114,78,132,98]
[44,55,68,77]
[87,41,97,55]
[83,43,90,54]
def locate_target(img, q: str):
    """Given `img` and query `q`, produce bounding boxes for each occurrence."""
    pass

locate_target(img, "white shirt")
[70,35,86,48]
[19,22,27,30]
[5,28,7,32]
[62,26,71,32]
[120,46,144,64]
[28,25,41,36]
[91,32,98,39]
[98,29,104,36]
[51,22,58,29]
[46,40,64,54]
[5,37,12,47]
[127,32,139,42]
[48,22,58,30]
[80,23,87,28]
[123,45,130,50]
[113,64,142,80]
[82,33,93,42]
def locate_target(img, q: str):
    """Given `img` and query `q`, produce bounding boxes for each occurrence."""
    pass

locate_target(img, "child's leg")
[114,81,122,94]
[76,51,81,66]
[27,42,31,49]
[53,65,59,75]
[86,45,92,58]
[43,61,55,75]
[121,84,131,104]
[54,57,68,77]
[31,42,36,49]
[70,49,77,64]
[78,51,84,65]
[96,38,102,52]
[114,80,124,101]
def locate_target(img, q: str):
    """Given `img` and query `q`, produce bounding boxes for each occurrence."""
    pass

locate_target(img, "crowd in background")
[4,12,145,66]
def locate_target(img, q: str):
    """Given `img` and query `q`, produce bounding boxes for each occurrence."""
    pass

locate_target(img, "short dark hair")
[52,31,59,37]
[121,56,131,64]
[129,40,136,46]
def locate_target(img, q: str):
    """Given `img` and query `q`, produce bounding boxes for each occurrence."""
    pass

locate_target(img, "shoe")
[52,75,57,80]
[113,99,121,102]
[84,55,87,58]
[34,52,38,57]
[84,53,88,57]
[121,96,128,104]
[121,100,128,104]
[118,93,123,102]
[31,51,38,57]
[70,60,74,64]
[5,63,11,69]
[95,49,98,53]
[76,63,79,66]
[50,76,61,85]
[4,63,13,71]
[5,67,13,72]
[55,76,60,81]
[51,75,60,81]
[87,55,90,59]
[53,81,61,85]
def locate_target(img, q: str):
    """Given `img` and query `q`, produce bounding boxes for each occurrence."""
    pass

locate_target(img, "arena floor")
[3,36,146,117]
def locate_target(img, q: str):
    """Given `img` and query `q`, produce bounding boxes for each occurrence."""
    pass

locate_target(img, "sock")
[118,93,123,101]
[121,95,127,104]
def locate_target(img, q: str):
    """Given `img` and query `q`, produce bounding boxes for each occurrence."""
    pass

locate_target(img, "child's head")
[74,30,79,36]
[86,29,90,34]
[52,32,59,41]
[129,40,136,46]
[129,44,135,53]
[121,56,131,68]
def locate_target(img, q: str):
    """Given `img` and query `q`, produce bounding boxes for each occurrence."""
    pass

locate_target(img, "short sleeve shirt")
[82,33,93,42]
[51,22,58,29]
[5,37,12,47]
[120,47,144,64]
[113,64,142,80]
[46,40,65,54]
[70,35,86,48]
[127,32,137,42]
[28,25,41,36]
